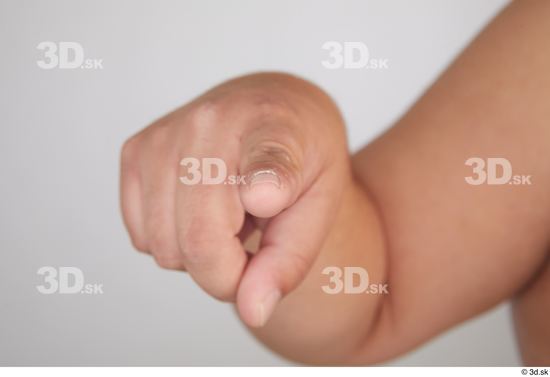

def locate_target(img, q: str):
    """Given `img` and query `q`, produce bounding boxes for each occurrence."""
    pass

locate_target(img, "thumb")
[239,135,305,219]
[236,129,341,328]
[237,173,339,328]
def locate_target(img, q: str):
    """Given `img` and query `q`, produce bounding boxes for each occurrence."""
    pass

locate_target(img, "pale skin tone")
[120,0,550,365]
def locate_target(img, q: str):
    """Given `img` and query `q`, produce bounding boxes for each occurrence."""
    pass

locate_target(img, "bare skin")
[120,0,550,365]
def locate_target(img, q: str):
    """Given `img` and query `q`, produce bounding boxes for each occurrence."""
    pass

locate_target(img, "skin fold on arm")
[250,0,550,365]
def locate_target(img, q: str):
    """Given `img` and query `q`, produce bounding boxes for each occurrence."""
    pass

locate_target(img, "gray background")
[0,0,518,366]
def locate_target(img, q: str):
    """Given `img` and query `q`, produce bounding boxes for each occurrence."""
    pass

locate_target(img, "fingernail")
[249,169,281,188]
[256,290,281,327]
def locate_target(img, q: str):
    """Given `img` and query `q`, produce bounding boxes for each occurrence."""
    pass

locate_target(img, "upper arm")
[351,0,550,363]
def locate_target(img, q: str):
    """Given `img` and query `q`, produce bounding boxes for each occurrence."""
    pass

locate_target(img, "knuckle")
[146,126,171,153]
[197,267,240,302]
[279,251,311,294]
[145,214,179,257]
[186,100,222,134]
[148,234,172,256]
[244,140,302,185]
[121,135,141,167]
[250,141,295,165]
[153,254,184,270]
[178,233,206,265]
[129,236,148,253]
[147,223,178,258]
[207,284,237,302]
[177,220,207,261]
[250,94,296,118]
[144,203,165,230]
[288,251,310,277]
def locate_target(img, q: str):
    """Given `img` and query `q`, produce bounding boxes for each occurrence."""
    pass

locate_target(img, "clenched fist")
[120,73,351,327]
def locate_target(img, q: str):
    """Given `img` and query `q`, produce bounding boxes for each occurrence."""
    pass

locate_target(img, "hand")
[120,73,350,327]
